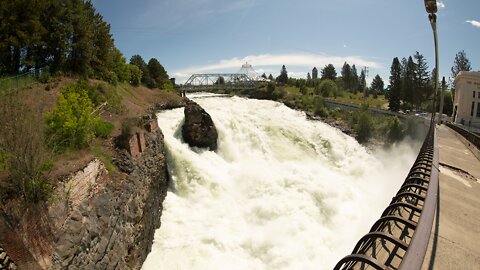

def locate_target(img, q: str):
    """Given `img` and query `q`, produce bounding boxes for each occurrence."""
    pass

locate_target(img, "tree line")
[0,0,170,89]
[388,50,473,113]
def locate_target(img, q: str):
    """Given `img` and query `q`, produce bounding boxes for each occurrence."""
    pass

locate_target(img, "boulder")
[182,100,218,151]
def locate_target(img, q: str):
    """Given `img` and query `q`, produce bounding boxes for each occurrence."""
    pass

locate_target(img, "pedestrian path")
[422,125,480,270]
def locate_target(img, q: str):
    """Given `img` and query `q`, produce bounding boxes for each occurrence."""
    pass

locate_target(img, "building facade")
[453,71,480,127]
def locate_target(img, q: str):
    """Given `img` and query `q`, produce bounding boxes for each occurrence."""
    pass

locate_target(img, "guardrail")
[445,122,480,150]
[323,99,408,119]
[334,121,439,270]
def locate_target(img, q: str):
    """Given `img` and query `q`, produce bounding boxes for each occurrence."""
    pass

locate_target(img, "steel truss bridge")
[180,73,258,93]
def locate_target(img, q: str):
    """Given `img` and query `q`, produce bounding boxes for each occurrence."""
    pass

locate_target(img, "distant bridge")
[179,73,259,93]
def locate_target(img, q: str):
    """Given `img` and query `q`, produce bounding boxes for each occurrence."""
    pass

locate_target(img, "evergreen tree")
[341,62,352,91]
[370,74,384,98]
[276,65,288,84]
[268,74,274,81]
[351,64,359,94]
[321,64,337,81]
[388,57,402,111]
[413,51,431,106]
[307,72,311,80]
[358,69,367,96]
[261,73,267,79]
[451,50,472,81]
[402,56,416,105]
[148,58,169,88]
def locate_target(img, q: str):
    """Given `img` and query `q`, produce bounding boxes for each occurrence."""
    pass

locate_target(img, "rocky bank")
[0,127,169,270]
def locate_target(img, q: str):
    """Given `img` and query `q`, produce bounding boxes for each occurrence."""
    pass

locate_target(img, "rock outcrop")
[182,100,218,151]
[50,129,169,269]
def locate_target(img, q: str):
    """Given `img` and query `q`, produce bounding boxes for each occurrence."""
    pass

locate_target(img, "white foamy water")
[142,95,418,270]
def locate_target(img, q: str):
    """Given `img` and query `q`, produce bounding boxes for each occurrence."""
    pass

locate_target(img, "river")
[142,94,419,270]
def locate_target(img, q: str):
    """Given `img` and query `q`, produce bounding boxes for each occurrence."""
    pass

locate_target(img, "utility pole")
[439,76,446,124]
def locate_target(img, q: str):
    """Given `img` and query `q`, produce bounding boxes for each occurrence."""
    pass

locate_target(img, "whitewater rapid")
[142,95,418,270]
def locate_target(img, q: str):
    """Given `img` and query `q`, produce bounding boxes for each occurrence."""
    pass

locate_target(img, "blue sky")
[91,0,479,84]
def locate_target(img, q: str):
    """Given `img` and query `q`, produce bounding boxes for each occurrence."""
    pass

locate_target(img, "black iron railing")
[334,122,439,270]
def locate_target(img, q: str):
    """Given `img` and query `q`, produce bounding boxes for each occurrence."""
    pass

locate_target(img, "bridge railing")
[334,121,439,270]
[445,122,480,150]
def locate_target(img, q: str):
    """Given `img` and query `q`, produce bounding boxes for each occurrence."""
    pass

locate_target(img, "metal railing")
[0,68,47,95]
[334,121,439,270]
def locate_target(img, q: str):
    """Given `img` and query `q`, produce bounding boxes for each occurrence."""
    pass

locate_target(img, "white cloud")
[436,1,445,9]
[466,20,480,28]
[172,53,380,82]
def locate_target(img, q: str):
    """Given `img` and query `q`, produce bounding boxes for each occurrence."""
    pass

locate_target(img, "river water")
[142,94,418,270]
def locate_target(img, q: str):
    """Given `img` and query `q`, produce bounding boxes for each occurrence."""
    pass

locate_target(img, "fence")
[0,68,47,95]
[334,121,439,270]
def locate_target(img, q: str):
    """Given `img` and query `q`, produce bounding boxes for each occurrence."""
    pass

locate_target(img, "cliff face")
[50,129,169,269]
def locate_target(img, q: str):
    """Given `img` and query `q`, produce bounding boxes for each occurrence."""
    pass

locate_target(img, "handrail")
[334,122,439,270]
[445,122,480,150]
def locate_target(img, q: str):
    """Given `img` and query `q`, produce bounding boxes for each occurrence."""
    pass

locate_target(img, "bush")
[315,79,338,97]
[314,96,328,117]
[386,116,404,143]
[45,83,99,150]
[94,120,114,139]
[355,112,373,143]
[128,64,142,86]
[0,93,53,202]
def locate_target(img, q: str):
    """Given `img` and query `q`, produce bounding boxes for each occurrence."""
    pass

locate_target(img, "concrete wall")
[453,71,480,128]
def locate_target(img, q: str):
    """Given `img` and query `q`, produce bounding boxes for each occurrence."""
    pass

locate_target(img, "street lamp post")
[424,0,439,122]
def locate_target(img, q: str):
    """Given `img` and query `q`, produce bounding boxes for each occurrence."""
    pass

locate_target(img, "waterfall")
[142,94,418,270]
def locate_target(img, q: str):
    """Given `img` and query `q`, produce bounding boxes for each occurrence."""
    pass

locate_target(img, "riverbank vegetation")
[0,0,178,204]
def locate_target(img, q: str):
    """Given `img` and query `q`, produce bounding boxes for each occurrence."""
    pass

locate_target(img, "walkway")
[422,125,480,269]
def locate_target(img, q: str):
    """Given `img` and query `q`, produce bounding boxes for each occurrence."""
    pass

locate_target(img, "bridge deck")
[421,124,480,269]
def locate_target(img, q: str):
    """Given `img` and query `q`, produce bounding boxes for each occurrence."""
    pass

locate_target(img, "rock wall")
[50,129,169,269]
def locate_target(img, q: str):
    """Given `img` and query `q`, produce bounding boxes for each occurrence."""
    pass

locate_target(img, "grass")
[334,92,388,109]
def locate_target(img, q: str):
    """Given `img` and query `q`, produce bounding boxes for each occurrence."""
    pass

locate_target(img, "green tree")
[321,64,337,81]
[148,58,169,88]
[341,62,353,91]
[351,64,359,94]
[315,79,338,97]
[130,54,152,86]
[358,69,367,97]
[261,73,267,79]
[268,74,274,81]
[413,51,431,106]
[388,57,402,111]
[128,64,142,86]
[370,74,384,98]
[276,65,288,84]
[402,56,416,105]
[307,72,311,81]
[451,50,472,85]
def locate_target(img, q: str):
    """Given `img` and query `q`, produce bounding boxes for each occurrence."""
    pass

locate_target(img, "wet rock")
[182,100,218,151]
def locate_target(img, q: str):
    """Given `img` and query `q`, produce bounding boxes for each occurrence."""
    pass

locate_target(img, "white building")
[453,71,480,128]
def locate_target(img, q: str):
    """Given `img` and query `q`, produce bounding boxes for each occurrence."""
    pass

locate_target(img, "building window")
[471,102,475,117]
[468,81,473,84]
[474,91,476,98]
[477,103,480,117]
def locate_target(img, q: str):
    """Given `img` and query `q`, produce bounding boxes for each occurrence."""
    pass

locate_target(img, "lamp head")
[424,0,438,14]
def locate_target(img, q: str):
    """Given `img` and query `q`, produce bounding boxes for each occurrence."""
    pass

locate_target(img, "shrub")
[355,112,373,143]
[314,96,328,117]
[386,116,404,143]
[94,120,114,139]
[45,83,99,150]
[315,79,338,97]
